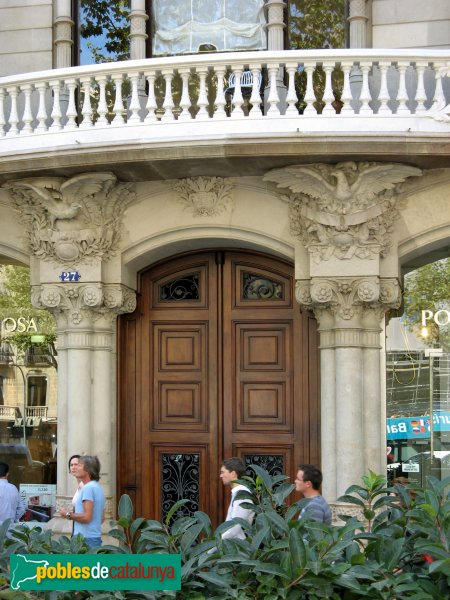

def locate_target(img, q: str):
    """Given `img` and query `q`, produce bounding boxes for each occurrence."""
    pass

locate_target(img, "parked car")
[0,443,45,488]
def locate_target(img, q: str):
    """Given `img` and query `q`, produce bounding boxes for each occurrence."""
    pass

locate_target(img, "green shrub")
[1,469,449,599]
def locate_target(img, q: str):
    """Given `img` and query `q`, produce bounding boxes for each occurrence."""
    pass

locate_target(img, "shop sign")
[0,317,38,334]
[422,309,450,326]
[387,411,450,440]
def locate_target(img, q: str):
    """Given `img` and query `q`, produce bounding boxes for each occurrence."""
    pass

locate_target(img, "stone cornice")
[264,161,423,262]
[31,283,137,325]
[2,173,135,265]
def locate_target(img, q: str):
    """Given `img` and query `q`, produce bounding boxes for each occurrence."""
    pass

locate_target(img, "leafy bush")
[1,469,449,599]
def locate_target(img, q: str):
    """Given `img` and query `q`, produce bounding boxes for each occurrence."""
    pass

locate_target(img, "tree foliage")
[0,265,55,351]
[80,0,130,63]
[288,0,347,50]
[403,258,450,349]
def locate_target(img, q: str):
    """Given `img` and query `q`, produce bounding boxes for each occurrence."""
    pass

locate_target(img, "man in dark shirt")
[295,463,332,525]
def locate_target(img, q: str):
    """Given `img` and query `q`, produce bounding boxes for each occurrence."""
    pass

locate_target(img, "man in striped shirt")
[295,464,332,525]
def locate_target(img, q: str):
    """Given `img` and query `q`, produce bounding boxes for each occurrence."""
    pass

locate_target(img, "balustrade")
[0,50,448,138]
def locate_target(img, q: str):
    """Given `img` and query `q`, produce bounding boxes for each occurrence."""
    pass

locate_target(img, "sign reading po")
[422,310,450,327]
[0,317,38,334]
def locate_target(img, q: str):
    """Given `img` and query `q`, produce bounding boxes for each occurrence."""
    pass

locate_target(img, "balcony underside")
[0,128,450,185]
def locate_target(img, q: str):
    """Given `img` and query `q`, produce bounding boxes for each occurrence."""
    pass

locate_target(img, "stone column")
[130,0,148,60]
[32,283,136,521]
[266,0,286,51]
[348,0,369,48]
[3,172,137,529]
[296,276,401,501]
[54,0,74,68]
[263,160,424,506]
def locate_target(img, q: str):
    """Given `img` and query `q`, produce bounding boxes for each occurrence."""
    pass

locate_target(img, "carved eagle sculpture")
[263,162,423,214]
[3,173,118,229]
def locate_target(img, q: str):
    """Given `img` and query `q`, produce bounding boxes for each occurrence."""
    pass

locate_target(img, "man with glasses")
[295,463,332,525]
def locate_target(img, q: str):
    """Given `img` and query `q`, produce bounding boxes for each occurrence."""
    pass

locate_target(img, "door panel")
[118,250,319,524]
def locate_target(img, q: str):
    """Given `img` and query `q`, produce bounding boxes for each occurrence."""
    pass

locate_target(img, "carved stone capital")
[263,162,422,263]
[173,177,233,216]
[296,277,401,322]
[31,283,136,325]
[2,173,135,265]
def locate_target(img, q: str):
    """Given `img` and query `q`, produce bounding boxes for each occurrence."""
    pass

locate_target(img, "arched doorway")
[117,250,320,523]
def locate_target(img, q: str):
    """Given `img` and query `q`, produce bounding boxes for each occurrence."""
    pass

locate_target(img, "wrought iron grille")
[161,453,200,520]
[243,454,284,478]
[159,273,200,301]
[242,273,283,300]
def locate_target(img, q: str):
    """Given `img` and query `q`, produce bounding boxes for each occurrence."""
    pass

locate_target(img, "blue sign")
[387,412,450,440]
[59,271,81,282]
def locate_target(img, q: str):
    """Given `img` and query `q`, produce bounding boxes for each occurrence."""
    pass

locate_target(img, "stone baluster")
[79,78,93,128]
[322,62,336,115]
[161,70,175,121]
[6,86,19,136]
[249,64,263,118]
[415,62,428,114]
[213,66,226,118]
[359,62,372,114]
[303,64,316,115]
[432,63,445,111]
[230,65,244,117]
[196,67,209,119]
[377,62,391,115]
[50,80,63,131]
[178,68,193,121]
[340,62,354,114]
[144,72,157,122]
[21,84,34,134]
[65,78,78,130]
[36,82,49,132]
[96,75,109,126]
[396,62,410,115]
[128,73,141,122]
[267,63,281,116]
[112,74,125,124]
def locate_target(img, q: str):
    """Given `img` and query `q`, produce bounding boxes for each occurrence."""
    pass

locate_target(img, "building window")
[27,376,47,407]
[287,0,348,50]
[74,0,130,65]
[0,376,4,405]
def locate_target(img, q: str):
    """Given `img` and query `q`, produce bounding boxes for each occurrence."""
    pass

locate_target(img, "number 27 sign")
[59,271,81,282]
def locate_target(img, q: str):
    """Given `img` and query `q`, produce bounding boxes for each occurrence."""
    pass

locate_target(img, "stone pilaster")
[263,160,425,506]
[296,276,401,501]
[32,283,136,519]
[2,172,137,524]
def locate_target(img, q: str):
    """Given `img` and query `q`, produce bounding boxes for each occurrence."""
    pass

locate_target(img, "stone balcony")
[0,49,449,182]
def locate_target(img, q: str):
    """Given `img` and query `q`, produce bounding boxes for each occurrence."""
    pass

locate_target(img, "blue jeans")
[84,536,102,548]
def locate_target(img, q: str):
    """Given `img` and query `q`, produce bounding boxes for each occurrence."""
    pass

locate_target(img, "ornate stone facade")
[173,176,233,217]
[264,162,422,262]
[2,173,135,264]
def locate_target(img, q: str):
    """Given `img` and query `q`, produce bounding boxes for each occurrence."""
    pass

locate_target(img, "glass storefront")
[0,266,57,523]
[386,259,450,487]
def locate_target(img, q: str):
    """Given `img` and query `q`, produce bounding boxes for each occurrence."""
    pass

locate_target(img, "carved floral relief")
[173,176,233,216]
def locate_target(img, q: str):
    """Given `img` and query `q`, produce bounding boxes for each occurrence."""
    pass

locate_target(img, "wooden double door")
[118,251,319,523]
